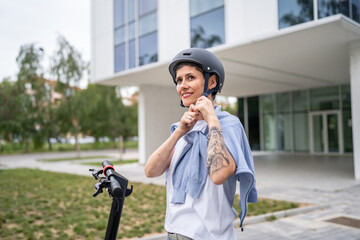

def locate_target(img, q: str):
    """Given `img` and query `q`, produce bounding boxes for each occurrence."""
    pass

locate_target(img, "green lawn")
[0,169,299,240]
[39,156,111,162]
[0,140,138,154]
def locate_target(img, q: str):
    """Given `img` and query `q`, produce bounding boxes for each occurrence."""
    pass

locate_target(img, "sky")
[0,0,232,101]
[0,0,91,88]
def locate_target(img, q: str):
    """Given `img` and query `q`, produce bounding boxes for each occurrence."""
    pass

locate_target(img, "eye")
[176,78,182,84]
[188,75,195,80]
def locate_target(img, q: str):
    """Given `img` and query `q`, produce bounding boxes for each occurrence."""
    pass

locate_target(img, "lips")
[182,92,192,98]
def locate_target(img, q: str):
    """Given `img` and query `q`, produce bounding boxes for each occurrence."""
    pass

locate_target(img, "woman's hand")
[177,110,198,135]
[190,96,219,125]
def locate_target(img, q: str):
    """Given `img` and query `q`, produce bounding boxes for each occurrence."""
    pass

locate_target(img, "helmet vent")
[183,53,191,56]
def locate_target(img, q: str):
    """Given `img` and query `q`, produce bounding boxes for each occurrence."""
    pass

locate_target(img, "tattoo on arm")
[207,126,230,177]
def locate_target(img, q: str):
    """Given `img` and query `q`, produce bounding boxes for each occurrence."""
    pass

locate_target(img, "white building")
[91,0,360,179]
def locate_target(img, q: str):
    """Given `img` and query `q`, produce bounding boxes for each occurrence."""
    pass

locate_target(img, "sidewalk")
[1,150,360,239]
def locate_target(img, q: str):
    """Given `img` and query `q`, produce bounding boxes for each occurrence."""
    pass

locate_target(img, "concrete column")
[138,84,185,164]
[350,41,360,180]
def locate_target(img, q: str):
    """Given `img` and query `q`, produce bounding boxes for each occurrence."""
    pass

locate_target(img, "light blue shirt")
[169,106,258,228]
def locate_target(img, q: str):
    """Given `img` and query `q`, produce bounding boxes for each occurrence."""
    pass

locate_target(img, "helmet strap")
[202,72,218,98]
[180,100,186,108]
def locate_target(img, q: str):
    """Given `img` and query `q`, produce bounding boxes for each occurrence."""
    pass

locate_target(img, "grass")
[0,169,165,240]
[265,215,277,221]
[0,140,138,155]
[233,195,299,217]
[0,169,299,240]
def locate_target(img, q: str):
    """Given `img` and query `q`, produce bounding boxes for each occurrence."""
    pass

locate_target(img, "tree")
[77,84,113,140]
[78,84,138,158]
[51,35,87,157]
[15,44,46,152]
[42,80,60,151]
[0,78,23,152]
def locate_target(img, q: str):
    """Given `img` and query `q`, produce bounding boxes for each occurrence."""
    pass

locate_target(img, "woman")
[145,48,257,240]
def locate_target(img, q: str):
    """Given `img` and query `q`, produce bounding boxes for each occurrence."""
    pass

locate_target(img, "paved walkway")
[1,150,360,239]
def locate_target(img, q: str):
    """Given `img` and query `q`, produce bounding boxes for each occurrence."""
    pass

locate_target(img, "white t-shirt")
[164,120,237,240]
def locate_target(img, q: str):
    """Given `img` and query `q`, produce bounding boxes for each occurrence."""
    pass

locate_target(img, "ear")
[208,75,217,90]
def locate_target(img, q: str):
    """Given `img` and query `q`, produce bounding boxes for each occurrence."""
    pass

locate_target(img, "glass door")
[310,111,341,153]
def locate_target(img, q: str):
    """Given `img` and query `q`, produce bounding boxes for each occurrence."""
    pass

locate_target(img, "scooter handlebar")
[102,161,123,198]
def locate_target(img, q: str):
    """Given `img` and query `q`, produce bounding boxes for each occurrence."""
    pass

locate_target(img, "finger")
[189,104,196,112]
[185,117,195,127]
[184,112,196,121]
[196,96,206,105]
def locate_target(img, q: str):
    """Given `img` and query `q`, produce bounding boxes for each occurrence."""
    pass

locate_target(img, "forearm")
[206,119,236,185]
[145,129,184,178]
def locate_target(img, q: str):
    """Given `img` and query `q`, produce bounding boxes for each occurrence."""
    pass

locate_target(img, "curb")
[137,204,331,240]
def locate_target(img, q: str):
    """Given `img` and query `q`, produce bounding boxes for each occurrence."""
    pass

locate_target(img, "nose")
[179,81,189,90]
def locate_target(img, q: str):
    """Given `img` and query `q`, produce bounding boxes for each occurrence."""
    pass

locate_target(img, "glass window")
[190,0,224,17]
[139,32,157,66]
[129,39,136,69]
[139,0,157,16]
[310,86,339,111]
[341,84,353,152]
[318,0,340,18]
[277,92,291,151]
[318,0,360,22]
[327,113,339,152]
[190,4,225,48]
[277,113,292,151]
[237,98,244,125]
[263,114,276,151]
[113,0,158,72]
[262,94,275,114]
[115,43,126,72]
[294,112,309,151]
[278,0,314,29]
[139,12,157,36]
[127,0,136,22]
[276,92,290,113]
[115,26,126,45]
[341,84,351,109]
[293,90,308,112]
[340,0,350,17]
[312,114,324,152]
[352,0,360,22]
[248,96,260,150]
[261,94,276,151]
[343,110,353,152]
[128,21,136,40]
[114,0,125,28]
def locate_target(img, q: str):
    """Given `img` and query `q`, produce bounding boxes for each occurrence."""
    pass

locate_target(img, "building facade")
[91,0,360,179]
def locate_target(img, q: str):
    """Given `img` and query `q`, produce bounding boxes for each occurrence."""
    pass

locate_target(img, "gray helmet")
[169,48,225,95]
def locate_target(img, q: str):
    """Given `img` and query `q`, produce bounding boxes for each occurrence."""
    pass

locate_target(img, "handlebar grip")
[103,161,123,198]
[102,160,113,169]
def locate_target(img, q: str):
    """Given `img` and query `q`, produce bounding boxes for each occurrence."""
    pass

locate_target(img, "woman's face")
[175,65,205,107]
